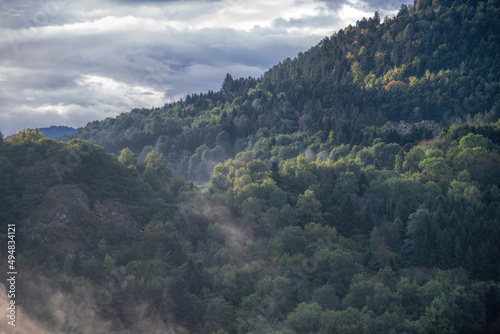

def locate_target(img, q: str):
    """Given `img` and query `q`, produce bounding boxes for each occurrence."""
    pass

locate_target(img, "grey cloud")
[0,0,72,29]
[362,0,409,11]
[319,0,409,13]
[272,12,343,31]
[3,21,308,90]
[64,55,100,68]
[111,0,209,2]
[317,0,348,11]
[15,73,78,90]
[351,0,410,13]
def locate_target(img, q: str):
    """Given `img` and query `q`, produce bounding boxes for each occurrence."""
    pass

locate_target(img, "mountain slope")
[263,0,500,122]
[3,123,500,333]
[62,0,500,181]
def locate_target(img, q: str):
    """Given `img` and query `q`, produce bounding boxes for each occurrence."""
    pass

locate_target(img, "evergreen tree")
[270,161,282,187]
[338,194,358,237]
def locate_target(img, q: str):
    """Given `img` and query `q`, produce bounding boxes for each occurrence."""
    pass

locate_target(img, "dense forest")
[62,0,500,181]
[1,0,500,333]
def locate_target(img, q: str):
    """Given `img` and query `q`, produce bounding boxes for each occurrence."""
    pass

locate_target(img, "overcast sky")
[0,0,410,136]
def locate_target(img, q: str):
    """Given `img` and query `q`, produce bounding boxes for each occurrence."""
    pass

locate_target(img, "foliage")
[61,0,500,183]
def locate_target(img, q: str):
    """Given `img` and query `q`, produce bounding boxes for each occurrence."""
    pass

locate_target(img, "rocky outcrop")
[381,120,444,137]
[25,184,138,258]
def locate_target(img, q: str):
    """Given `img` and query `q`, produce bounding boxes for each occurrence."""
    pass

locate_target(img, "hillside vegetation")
[1,0,500,333]
[63,0,500,181]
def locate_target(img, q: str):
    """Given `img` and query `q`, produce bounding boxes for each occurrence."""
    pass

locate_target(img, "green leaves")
[418,157,453,183]
[117,147,137,168]
[459,133,487,149]
[296,190,322,225]
[286,302,323,334]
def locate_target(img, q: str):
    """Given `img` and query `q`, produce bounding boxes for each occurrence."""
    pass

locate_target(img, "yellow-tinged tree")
[118,147,137,168]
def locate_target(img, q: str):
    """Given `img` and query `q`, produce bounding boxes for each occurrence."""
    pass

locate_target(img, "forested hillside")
[63,0,500,181]
[2,0,500,333]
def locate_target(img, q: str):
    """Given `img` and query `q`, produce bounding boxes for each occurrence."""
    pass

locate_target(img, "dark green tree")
[338,194,358,236]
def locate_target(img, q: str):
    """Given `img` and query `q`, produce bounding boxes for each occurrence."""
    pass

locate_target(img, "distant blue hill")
[37,126,76,139]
